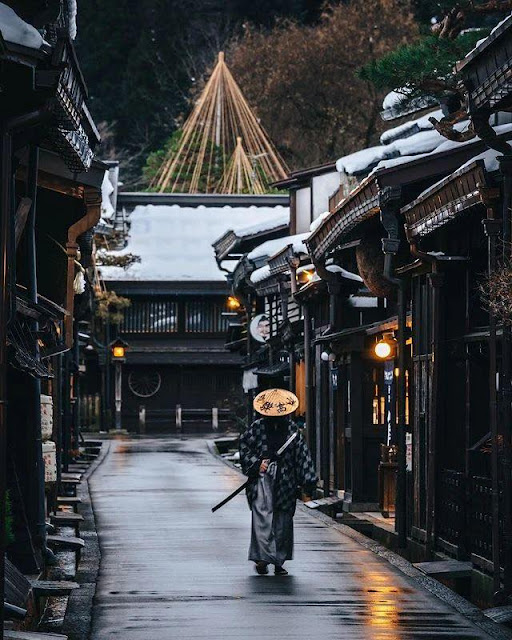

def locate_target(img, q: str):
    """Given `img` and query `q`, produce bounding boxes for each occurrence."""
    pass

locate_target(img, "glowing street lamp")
[109,339,129,430]
[374,336,395,360]
[227,296,241,311]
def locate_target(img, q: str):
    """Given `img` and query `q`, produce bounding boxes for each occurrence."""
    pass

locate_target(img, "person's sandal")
[274,565,288,576]
[255,562,269,575]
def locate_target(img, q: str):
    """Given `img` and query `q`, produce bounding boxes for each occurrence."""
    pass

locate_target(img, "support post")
[26,145,48,557]
[483,212,501,594]
[426,270,444,558]
[498,155,512,596]
[139,405,146,434]
[380,185,407,547]
[0,128,12,640]
[303,304,313,452]
[114,360,122,431]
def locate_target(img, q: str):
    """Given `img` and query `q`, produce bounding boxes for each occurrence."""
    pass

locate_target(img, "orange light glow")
[112,346,125,358]
[375,340,392,359]
[227,296,241,311]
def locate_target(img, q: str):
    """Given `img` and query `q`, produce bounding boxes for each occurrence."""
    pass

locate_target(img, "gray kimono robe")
[239,418,317,565]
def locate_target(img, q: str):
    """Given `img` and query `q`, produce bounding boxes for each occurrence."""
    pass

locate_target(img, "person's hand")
[259,459,269,473]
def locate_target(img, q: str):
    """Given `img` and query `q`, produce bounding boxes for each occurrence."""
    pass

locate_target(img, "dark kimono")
[239,417,317,566]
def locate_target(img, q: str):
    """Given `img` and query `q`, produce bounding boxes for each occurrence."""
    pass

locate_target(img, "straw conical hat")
[253,388,299,417]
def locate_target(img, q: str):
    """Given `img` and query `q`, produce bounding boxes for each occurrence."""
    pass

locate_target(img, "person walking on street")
[239,388,317,576]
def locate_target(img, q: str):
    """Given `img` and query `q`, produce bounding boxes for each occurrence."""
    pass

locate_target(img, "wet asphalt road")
[89,437,493,639]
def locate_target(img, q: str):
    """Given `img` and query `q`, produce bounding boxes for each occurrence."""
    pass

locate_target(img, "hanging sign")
[250,314,270,343]
[406,433,413,472]
[331,367,339,390]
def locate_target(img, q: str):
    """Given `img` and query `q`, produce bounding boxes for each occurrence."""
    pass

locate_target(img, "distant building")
[101,192,289,432]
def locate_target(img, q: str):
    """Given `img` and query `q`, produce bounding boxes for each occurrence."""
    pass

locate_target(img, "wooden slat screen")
[121,300,178,334]
[184,299,229,334]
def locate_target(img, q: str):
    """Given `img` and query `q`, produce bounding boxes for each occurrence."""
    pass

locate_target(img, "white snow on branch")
[0,3,45,49]
[380,109,443,145]
[382,88,412,111]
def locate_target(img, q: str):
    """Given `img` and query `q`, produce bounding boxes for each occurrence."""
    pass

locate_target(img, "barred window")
[184,299,229,333]
[121,300,178,333]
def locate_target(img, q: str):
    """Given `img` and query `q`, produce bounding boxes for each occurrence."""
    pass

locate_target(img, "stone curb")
[62,437,111,640]
[207,440,512,640]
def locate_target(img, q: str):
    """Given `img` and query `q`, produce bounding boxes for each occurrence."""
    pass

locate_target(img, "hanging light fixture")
[374,334,396,360]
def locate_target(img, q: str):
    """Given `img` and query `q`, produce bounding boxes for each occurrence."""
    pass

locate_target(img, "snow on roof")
[416,147,505,203]
[382,89,411,111]
[234,211,289,238]
[0,3,46,49]
[247,233,309,262]
[337,122,469,176]
[392,129,445,157]
[380,109,443,145]
[310,211,330,233]
[101,204,288,282]
[459,147,503,173]
[463,14,512,60]
[336,145,393,175]
[326,264,363,282]
[374,121,512,173]
[250,264,271,284]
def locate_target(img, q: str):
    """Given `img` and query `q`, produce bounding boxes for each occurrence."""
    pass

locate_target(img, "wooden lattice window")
[121,300,178,333]
[184,299,229,333]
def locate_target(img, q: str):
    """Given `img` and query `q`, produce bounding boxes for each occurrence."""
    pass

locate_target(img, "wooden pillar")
[482,213,501,593]
[426,270,444,558]
[498,155,512,597]
[349,352,364,507]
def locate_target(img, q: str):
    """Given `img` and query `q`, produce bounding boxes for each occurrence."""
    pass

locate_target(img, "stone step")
[483,605,512,624]
[47,535,85,551]
[413,560,472,579]
[31,580,79,597]
[57,496,82,505]
[50,512,84,526]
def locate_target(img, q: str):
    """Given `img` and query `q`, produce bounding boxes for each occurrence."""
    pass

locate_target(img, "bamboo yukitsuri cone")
[150,52,288,194]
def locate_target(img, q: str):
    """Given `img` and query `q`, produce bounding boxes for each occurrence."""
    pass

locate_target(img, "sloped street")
[89,437,496,639]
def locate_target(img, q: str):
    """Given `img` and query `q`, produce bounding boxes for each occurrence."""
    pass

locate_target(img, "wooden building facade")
[102,193,289,432]
[218,16,512,605]
[0,0,103,617]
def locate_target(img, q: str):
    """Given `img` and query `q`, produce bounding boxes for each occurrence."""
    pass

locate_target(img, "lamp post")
[110,338,129,432]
